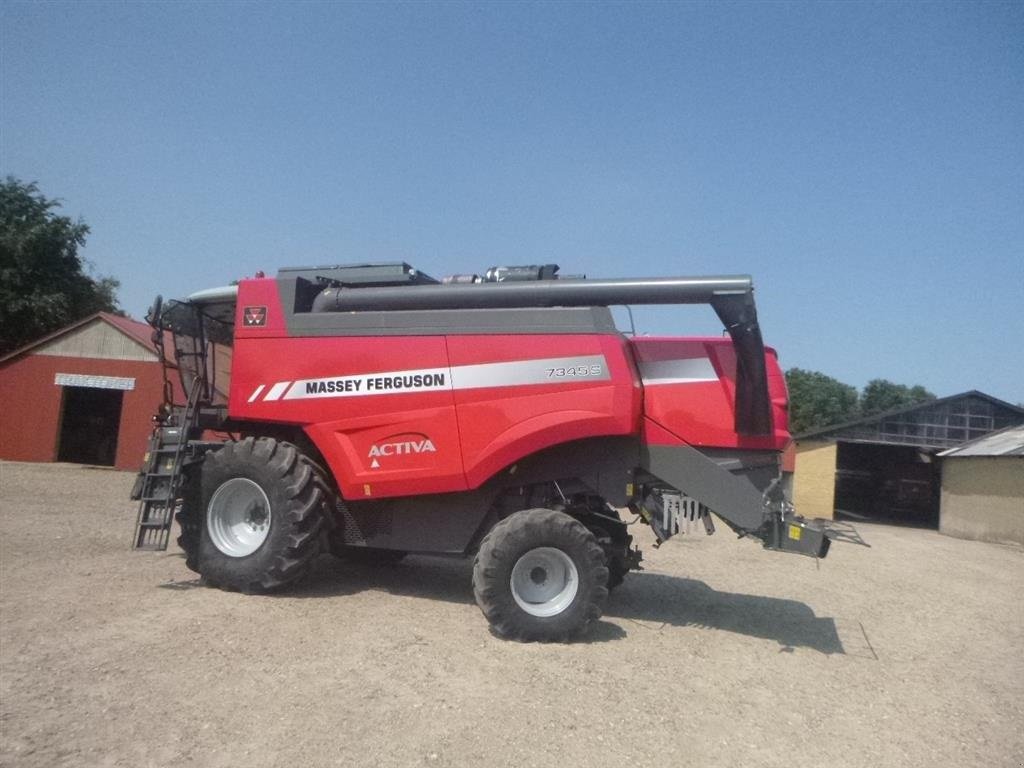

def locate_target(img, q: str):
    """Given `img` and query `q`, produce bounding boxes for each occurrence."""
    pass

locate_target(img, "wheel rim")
[510,547,579,618]
[206,478,271,557]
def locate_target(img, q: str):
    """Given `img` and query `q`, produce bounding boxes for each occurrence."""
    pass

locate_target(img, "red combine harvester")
[132,262,858,640]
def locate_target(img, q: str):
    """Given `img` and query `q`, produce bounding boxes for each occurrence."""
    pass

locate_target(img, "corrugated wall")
[794,440,837,520]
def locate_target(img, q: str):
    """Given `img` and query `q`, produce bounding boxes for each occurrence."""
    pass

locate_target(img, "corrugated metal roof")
[939,425,1024,457]
[796,390,1024,440]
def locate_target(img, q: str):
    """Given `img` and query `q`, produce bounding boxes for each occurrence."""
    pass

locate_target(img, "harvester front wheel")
[473,508,608,641]
[196,437,327,592]
[175,470,201,574]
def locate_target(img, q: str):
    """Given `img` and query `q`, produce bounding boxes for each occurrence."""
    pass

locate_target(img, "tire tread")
[473,508,608,642]
[196,437,328,593]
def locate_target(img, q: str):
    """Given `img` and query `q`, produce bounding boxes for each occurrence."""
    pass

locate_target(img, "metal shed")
[793,392,1024,527]
[938,425,1024,545]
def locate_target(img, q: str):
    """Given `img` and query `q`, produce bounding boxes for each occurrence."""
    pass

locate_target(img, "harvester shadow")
[606,571,845,654]
[297,554,478,605]
[284,555,844,653]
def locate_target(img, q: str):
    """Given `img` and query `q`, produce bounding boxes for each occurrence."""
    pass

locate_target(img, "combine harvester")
[132,262,861,640]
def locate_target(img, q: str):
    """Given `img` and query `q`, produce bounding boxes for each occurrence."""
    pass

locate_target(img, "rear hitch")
[765,514,832,558]
[630,476,867,559]
[763,513,870,558]
[817,519,871,548]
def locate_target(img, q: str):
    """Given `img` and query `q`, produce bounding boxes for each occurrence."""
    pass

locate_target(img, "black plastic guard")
[640,442,770,532]
[711,292,773,436]
[768,515,832,558]
[764,516,869,557]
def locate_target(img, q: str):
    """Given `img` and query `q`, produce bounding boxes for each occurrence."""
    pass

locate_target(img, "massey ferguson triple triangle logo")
[243,306,267,326]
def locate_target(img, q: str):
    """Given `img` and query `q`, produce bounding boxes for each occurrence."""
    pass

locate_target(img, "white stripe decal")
[639,358,717,385]
[451,355,609,389]
[263,381,293,401]
[248,384,266,403]
[258,355,611,402]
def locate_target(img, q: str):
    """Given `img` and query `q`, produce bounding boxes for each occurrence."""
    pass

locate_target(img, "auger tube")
[310,275,753,312]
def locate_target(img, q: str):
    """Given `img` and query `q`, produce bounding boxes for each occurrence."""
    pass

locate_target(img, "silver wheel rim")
[510,547,579,618]
[206,478,271,557]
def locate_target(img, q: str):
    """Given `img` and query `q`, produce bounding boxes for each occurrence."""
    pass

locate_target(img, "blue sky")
[2,1,1022,403]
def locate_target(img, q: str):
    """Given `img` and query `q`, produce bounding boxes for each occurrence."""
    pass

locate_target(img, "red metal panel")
[631,337,790,451]
[446,334,640,488]
[233,276,287,339]
[228,330,642,498]
[230,335,465,499]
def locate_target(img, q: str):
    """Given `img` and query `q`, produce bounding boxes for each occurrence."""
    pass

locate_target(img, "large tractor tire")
[176,468,202,574]
[195,437,327,593]
[473,508,609,642]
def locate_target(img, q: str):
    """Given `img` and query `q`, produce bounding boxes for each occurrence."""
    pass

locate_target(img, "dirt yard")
[1,461,1022,768]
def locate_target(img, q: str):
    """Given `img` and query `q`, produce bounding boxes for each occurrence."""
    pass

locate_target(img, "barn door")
[56,386,125,466]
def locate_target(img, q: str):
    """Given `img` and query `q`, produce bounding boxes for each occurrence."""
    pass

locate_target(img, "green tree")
[860,379,936,416]
[784,368,860,434]
[0,177,120,355]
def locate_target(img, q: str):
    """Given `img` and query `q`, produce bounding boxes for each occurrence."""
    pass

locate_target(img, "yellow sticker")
[788,524,802,541]
[626,483,634,497]
[363,484,372,496]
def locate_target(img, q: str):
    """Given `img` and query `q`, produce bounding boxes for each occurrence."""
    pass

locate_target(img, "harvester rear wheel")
[473,508,608,641]
[196,437,327,593]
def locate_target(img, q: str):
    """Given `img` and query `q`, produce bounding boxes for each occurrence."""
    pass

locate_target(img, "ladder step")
[133,376,204,551]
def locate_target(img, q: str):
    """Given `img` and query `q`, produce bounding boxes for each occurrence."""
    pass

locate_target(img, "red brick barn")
[0,313,179,470]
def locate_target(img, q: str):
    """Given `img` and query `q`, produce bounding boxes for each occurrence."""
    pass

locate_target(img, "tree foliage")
[0,177,120,355]
[785,368,938,434]
[860,379,936,416]
[785,368,860,434]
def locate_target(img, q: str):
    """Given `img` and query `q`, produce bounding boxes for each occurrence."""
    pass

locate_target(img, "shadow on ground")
[606,571,844,654]
[161,554,845,653]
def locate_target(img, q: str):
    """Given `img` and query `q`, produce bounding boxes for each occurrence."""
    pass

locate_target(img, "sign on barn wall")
[54,373,136,391]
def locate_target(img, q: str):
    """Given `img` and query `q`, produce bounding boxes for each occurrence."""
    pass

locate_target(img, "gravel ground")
[1,460,1022,768]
